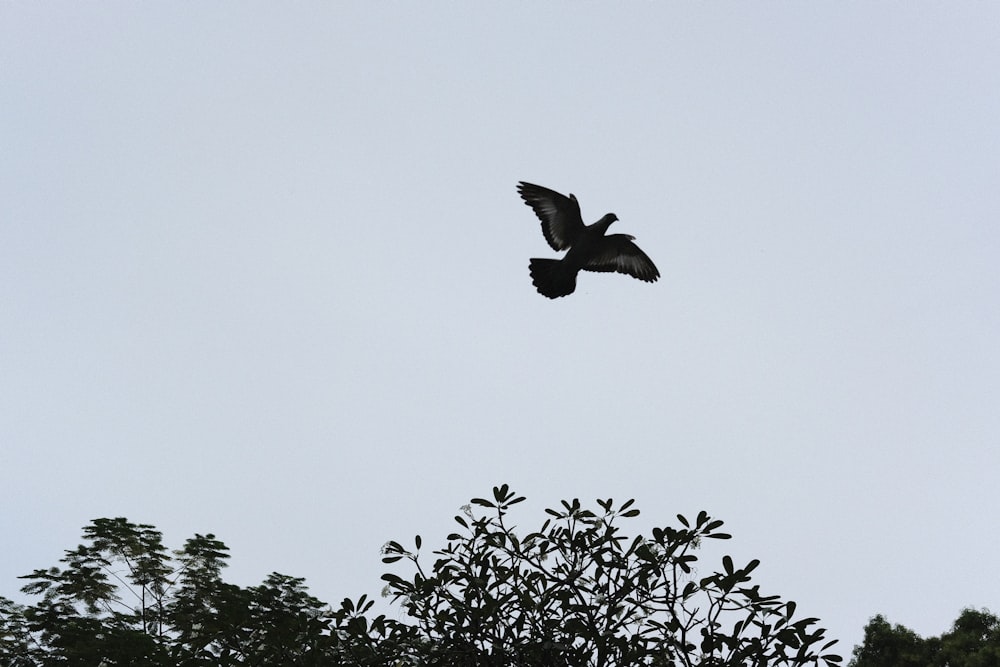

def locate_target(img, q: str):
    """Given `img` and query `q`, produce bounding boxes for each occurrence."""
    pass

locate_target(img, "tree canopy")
[1,485,841,666]
[850,608,1000,667]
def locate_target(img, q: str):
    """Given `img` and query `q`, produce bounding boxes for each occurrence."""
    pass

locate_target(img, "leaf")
[635,545,657,563]
[776,628,800,648]
[723,555,734,575]
[677,514,690,528]
[414,535,422,550]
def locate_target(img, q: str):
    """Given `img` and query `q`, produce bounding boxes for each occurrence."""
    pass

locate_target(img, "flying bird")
[517,181,659,298]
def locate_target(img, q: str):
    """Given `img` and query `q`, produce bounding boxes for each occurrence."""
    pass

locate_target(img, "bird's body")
[517,182,659,298]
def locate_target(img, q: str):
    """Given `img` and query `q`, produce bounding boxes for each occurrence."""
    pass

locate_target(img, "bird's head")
[598,213,619,228]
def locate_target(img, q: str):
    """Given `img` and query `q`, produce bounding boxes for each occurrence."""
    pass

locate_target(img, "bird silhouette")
[517,181,659,298]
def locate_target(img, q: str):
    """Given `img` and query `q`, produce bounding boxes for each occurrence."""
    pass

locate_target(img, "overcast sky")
[3,2,999,655]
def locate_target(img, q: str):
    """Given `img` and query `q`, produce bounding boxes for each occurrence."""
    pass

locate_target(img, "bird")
[517,181,659,298]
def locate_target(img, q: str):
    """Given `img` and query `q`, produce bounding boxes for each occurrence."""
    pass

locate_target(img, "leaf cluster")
[850,609,1000,667]
[380,484,841,667]
[0,518,393,666]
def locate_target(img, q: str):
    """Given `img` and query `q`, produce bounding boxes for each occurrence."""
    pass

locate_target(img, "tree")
[6,518,349,666]
[848,615,929,667]
[15,518,174,666]
[1,487,841,666]
[380,484,841,666]
[850,608,1000,667]
[0,596,38,667]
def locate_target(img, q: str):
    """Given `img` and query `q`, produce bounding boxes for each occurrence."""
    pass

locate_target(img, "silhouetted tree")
[848,615,929,667]
[850,608,1000,667]
[380,484,841,666]
[6,519,353,666]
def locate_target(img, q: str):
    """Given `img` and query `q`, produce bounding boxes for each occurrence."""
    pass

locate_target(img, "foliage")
[4,518,360,666]
[0,486,840,666]
[850,608,1000,667]
[847,615,928,667]
[0,596,37,667]
[381,484,840,667]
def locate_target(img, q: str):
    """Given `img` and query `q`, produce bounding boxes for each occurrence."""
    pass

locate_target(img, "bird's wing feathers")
[517,181,585,251]
[583,234,660,283]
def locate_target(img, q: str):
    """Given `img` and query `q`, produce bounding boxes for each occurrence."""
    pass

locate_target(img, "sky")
[2,2,999,656]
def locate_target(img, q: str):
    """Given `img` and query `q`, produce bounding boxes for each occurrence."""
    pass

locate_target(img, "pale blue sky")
[3,2,999,654]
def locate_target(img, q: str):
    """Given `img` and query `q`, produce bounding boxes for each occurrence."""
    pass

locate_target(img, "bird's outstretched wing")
[584,234,660,283]
[517,182,585,251]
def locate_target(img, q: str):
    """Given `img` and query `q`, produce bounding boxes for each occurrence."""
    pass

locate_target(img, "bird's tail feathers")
[529,258,576,298]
